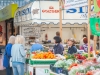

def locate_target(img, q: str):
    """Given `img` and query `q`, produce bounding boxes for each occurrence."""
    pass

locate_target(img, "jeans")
[6,67,12,75]
[12,62,24,75]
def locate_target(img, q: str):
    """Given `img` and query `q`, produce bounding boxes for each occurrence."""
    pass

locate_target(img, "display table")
[25,59,57,75]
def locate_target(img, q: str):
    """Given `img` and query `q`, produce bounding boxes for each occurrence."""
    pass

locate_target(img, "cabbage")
[69,65,85,75]
[54,59,74,68]
[54,60,66,67]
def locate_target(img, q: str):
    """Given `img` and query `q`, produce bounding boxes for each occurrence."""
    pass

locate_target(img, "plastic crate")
[29,59,57,65]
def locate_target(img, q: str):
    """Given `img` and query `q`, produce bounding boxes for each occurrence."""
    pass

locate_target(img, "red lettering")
[42,9,59,13]
[42,10,46,13]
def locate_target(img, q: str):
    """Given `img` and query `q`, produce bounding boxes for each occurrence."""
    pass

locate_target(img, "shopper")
[80,35,87,46]
[3,36,15,75]
[67,38,77,54]
[80,38,93,52]
[53,36,64,55]
[30,39,44,52]
[11,35,26,75]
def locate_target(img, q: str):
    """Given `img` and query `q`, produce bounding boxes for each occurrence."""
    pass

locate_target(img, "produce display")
[50,52,100,75]
[32,51,56,59]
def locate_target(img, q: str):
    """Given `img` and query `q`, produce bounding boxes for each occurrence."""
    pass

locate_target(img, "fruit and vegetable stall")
[25,51,57,75]
[25,50,100,75]
[49,51,100,75]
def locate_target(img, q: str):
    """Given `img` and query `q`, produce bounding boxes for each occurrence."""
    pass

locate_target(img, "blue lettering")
[16,7,31,17]
[66,9,77,13]
[85,6,94,13]
[66,6,94,13]
[78,7,84,13]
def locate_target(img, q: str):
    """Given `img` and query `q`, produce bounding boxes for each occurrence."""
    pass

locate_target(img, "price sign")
[36,68,50,75]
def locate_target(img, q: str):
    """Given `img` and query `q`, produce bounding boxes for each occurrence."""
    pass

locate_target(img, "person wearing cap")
[53,36,64,55]
[67,38,77,54]
[30,39,44,52]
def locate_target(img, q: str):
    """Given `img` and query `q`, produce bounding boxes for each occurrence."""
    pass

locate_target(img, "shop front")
[0,4,18,46]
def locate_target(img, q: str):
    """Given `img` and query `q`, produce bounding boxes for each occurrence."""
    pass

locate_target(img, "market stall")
[14,1,89,50]
[13,1,97,75]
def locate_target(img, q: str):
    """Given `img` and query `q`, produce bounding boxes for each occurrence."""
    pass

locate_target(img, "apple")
[97,0,100,8]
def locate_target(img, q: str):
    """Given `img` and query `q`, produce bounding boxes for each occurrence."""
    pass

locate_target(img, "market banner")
[94,0,100,12]
[14,1,95,26]
[64,0,87,9]
[90,17,100,36]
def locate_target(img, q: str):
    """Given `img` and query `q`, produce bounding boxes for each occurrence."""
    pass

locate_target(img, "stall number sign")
[36,68,50,75]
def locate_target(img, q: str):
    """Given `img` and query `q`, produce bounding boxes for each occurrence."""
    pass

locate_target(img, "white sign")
[63,5,94,24]
[65,0,88,9]
[41,1,60,19]
[36,68,50,75]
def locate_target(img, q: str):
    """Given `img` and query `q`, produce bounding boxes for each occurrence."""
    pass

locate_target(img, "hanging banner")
[64,0,87,9]
[94,0,100,12]
[90,18,100,36]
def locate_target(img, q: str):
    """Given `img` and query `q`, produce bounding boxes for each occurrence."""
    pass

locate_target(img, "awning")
[14,1,91,26]
[0,4,18,21]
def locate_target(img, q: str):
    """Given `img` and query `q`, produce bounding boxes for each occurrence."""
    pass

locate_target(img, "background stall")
[14,1,88,50]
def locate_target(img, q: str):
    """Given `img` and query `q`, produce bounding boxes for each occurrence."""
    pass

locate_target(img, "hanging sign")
[90,18,100,36]
[64,0,87,9]
[94,0,100,12]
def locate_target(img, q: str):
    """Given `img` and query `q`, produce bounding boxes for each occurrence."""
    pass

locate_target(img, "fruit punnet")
[32,51,56,59]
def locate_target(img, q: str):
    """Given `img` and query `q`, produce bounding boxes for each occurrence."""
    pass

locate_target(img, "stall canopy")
[0,4,18,22]
[14,1,91,26]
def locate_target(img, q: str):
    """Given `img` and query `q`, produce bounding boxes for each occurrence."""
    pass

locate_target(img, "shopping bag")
[0,55,5,70]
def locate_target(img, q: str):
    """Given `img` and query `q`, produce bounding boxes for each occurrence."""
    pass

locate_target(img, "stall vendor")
[53,36,64,55]
[30,39,44,52]
[67,38,77,54]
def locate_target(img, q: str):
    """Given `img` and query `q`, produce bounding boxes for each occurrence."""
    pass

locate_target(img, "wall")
[40,24,87,42]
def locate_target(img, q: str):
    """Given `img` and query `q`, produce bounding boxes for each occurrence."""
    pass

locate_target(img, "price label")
[36,68,50,75]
